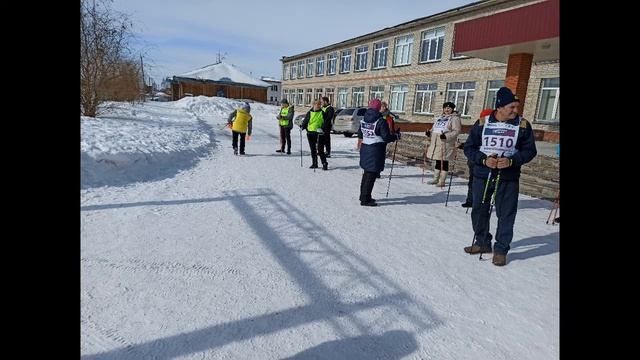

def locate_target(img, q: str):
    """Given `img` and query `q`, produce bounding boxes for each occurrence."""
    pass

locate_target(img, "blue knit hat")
[495,87,520,108]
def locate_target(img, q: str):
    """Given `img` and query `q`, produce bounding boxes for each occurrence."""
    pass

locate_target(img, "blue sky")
[111,0,479,85]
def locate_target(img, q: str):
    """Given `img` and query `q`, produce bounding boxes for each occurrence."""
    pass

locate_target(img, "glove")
[457,143,464,150]
[425,130,431,137]
[395,129,401,140]
[246,135,251,141]
[440,134,447,140]
[227,123,232,129]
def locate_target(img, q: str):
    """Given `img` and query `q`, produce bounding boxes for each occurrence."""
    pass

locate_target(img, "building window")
[355,46,368,71]
[297,61,304,78]
[275,97,277,102]
[390,84,409,112]
[290,64,296,80]
[270,96,273,102]
[325,88,335,105]
[306,58,314,78]
[296,89,303,106]
[340,49,352,73]
[536,78,560,122]
[419,27,445,63]
[393,35,414,66]
[351,87,365,107]
[271,85,278,91]
[305,89,312,105]
[327,53,337,75]
[369,85,384,101]
[446,81,476,116]
[414,83,437,114]
[372,40,388,69]
[314,88,323,100]
[283,65,289,80]
[282,89,288,101]
[484,80,504,109]
[316,55,325,76]
[337,88,349,108]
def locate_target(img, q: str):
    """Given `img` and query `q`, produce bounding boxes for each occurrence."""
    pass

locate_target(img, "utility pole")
[140,54,145,102]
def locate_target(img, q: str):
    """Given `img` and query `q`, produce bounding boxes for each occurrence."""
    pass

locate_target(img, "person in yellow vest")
[300,99,328,170]
[227,102,253,155]
[275,99,294,154]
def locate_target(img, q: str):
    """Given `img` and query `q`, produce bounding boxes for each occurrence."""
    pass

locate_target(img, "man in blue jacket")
[357,98,399,206]
[463,87,537,266]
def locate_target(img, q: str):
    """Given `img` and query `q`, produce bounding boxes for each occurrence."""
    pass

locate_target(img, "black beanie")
[442,102,456,109]
[495,87,519,108]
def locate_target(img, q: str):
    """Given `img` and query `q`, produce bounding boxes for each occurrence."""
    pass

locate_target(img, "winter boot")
[437,171,448,187]
[464,245,492,254]
[322,162,328,171]
[428,170,440,185]
[492,253,507,266]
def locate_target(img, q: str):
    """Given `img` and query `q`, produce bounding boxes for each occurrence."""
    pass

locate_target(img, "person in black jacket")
[320,97,334,157]
[276,99,294,154]
[463,87,537,266]
[357,98,398,206]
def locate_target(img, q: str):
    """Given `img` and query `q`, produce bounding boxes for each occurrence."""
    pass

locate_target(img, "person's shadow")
[282,330,418,360]
[508,233,559,262]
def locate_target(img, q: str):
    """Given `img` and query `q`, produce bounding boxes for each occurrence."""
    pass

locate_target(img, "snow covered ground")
[81,96,559,359]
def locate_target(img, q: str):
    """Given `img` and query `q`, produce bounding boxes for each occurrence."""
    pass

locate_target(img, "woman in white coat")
[425,102,462,186]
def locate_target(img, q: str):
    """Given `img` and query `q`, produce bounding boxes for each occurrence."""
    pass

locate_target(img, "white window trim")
[536,79,560,123]
[393,34,414,66]
[340,50,352,74]
[484,80,504,109]
[327,53,337,75]
[316,56,325,77]
[413,85,437,114]
[372,40,389,69]
[446,82,476,117]
[390,84,409,113]
[306,59,314,78]
[419,26,445,63]
[354,46,368,72]
[369,85,384,101]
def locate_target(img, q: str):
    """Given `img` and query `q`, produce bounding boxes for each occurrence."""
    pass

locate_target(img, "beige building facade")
[280,0,559,138]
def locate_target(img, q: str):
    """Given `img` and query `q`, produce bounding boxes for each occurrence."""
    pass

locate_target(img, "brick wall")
[388,132,559,200]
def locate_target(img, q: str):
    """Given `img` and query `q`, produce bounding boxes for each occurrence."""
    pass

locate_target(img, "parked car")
[332,107,367,137]
[330,108,343,134]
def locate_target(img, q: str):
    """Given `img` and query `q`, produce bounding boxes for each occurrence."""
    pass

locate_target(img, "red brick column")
[505,53,533,115]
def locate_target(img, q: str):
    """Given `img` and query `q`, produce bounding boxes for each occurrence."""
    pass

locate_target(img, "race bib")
[432,117,450,134]
[480,120,520,157]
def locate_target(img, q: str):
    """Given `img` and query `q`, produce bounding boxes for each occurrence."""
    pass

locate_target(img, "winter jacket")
[357,108,397,172]
[380,109,398,134]
[321,105,335,133]
[278,105,294,129]
[463,114,537,181]
[301,109,324,133]
[227,108,253,135]
[426,113,461,161]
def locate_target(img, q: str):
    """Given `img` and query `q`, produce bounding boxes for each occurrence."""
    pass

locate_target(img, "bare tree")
[80,0,141,117]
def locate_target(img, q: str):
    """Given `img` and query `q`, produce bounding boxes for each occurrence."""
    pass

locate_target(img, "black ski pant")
[279,126,292,152]
[307,132,327,166]
[359,171,379,203]
[232,131,246,153]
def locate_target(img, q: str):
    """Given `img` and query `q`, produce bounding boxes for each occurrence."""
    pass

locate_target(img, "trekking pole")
[386,139,399,198]
[445,140,459,206]
[440,138,446,189]
[546,189,560,224]
[299,126,303,167]
[480,169,501,261]
[421,139,429,183]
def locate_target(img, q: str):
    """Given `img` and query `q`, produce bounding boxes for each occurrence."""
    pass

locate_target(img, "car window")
[340,109,355,116]
[356,108,367,116]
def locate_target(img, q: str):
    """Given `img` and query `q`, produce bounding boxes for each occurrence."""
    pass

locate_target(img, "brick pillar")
[505,53,533,115]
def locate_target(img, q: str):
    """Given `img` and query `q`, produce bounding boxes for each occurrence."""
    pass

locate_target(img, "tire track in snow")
[81,257,241,279]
